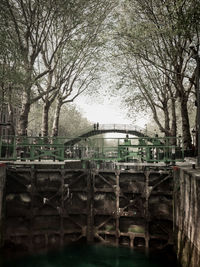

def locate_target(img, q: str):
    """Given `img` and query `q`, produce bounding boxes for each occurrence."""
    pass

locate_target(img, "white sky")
[74,95,149,128]
[73,58,150,129]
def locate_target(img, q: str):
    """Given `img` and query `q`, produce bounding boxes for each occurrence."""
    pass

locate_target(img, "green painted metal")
[0,135,184,164]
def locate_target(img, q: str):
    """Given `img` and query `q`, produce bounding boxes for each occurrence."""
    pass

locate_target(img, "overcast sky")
[74,95,148,127]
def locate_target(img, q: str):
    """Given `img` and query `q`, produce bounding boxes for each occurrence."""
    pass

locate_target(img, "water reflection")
[1,245,177,267]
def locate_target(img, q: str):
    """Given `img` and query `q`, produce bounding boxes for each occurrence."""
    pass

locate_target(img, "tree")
[0,0,23,134]
[1,0,62,135]
[1,0,116,136]
[118,57,178,140]
[0,52,23,135]
[28,102,91,137]
[114,0,200,148]
[39,0,115,137]
[51,44,101,136]
[58,104,91,137]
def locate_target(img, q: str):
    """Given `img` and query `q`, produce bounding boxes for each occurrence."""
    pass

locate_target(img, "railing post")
[30,144,35,161]
[60,144,65,161]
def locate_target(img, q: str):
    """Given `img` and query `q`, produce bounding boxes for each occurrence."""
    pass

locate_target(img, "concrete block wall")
[174,166,200,267]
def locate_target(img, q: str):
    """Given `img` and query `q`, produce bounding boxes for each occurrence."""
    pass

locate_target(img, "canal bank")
[0,163,6,246]
[174,165,200,267]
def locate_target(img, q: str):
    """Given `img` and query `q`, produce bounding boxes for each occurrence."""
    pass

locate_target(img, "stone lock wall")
[174,166,200,267]
[0,163,6,246]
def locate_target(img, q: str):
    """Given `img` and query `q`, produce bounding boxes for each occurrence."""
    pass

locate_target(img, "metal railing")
[0,135,184,164]
[90,123,151,134]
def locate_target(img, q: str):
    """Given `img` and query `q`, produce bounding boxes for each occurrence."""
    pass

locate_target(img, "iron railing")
[83,124,154,136]
[0,135,184,164]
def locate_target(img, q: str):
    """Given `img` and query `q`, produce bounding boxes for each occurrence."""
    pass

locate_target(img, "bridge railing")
[98,124,144,131]
[0,135,184,163]
[77,124,155,136]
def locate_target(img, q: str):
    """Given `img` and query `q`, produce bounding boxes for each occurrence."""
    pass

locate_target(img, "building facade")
[0,104,19,137]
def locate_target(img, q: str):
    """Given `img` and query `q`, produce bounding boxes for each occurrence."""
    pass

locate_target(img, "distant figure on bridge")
[124,134,131,146]
[97,122,99,130]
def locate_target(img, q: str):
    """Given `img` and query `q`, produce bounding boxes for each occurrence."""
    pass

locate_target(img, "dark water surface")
[0,245,178,267]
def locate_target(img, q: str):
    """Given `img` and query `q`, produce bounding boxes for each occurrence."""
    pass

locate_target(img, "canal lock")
[1,162,174,254]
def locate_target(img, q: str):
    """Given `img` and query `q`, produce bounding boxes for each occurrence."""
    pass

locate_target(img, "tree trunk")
[170,98,177,145]
[18,92,30,136]
[8,86,15,135]
[163,103,170,136]
[42,101,50,137]
[52,100,62,137]
[8,103,15,136]
[180,98,192,149]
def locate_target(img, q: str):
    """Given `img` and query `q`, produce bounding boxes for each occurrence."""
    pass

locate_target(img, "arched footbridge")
[65,124,150,146]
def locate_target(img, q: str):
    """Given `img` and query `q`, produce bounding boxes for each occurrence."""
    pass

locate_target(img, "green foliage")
[112,0,199,140]
[58,104,91,137]
[28,102,91,137]
[0,0,116,135]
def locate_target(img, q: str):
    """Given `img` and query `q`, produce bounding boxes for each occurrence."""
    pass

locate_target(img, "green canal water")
[0,245,178,267]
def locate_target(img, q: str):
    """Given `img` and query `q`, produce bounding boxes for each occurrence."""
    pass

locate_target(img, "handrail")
[91,124,152,134]
[64,124,156,146]
[0,135,184,163]
[77,124,155,137]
